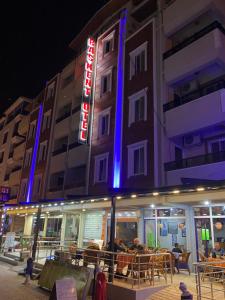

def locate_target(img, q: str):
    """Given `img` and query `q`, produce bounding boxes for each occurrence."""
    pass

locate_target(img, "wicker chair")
[177,252,191,275]
[83,244,100,267]
[129,254,152,285]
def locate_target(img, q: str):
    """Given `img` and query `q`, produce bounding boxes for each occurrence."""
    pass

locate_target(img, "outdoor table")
[208,257,225,268]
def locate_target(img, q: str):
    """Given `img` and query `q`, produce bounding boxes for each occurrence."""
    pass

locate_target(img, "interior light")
[150,204,155,208]
[173,190,180,194]
[71,202,74,204]
[60,203,64,206]
[116,196,122,200]
[131,194,137,198]
[103,198,108,201]
[82,209,86,212]
[48,204,52,207]
[204,201,210,206]
[91,199,95,202]
[153,192,159,196]
[81,201,84,204]
[197,187,205,192]
[54,203,58,206]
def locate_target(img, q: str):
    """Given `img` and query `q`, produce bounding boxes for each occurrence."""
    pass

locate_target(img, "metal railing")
[165,151,225,171]
[194,262,225,299]
[34,243,173,289]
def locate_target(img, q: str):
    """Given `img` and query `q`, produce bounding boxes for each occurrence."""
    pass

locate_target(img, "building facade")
[2,0,225,265]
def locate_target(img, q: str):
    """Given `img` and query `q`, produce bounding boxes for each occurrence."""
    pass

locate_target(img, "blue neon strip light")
[26,104,43,203]
[113,10,127,188]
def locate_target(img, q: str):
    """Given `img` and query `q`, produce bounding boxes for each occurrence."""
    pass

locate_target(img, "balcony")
[165,151,225,186]
[52,144,67,156]
[55,111,70,124]
[165,87,225,138]
[131,0,157,22]
[68,146,88,168]
[163,0,225,37]
[164,22,225,84]
[164,77,225,111]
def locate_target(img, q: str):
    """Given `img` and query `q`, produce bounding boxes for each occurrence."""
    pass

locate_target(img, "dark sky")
[0,0,109,113]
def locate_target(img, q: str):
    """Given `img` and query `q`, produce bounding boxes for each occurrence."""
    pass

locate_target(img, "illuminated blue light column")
[113,10,127,188]
[26,104,43,203]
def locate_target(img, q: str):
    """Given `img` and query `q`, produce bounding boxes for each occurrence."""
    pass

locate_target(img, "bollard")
[179,282,193,300]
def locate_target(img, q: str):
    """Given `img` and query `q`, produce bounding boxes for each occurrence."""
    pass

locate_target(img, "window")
[127,140,148,177]
[0,152,4,163]
[42,110,51,132]
[33,175,41,196]
[24,149,32,167]
[129,41,148,79]
[102,31,115,56]
[94,153,109,183]
[62,73,74,89]
[128,88,147,126]
[49,171,65,191]
[28,122,36,139]
[175,146,183,161]
[20,180,28,198]
[101,71,112,95]
[98,108,111,137]
[2,132,8,144]
[46,82,55,100]
[38,142,47,162]
[209,138,225,153]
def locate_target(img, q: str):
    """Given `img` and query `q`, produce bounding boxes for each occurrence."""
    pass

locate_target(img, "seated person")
[172,243,182,273]
[212,242,225,258]
[129,238,142,251]
[107,238,126,252]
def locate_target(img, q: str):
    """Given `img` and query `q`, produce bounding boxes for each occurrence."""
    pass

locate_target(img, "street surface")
[0,261,49,300]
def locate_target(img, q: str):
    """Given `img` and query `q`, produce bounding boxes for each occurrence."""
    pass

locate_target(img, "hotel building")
[2,0,225,264]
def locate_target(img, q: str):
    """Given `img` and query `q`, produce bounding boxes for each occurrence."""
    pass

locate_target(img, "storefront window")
[212,206,225,216]
[157,219,187,250]
[32,217,45,235]
[83,212,104,247]
[144,209,156,218]
[46,218,62,238]
[157,208,185,217]
[195,218,212,258]
[65,215,79,241]
[194,207,209,216]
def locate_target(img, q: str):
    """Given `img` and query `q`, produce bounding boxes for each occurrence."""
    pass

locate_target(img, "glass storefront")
[194,206,225,259]
[144,208,187,251]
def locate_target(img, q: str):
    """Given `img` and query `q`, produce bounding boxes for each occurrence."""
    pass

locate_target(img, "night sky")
[0,0,108,113]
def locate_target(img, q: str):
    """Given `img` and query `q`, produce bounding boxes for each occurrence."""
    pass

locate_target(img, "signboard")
[78,37,95,144]
[0,186,10,202]
[50,278,77,300]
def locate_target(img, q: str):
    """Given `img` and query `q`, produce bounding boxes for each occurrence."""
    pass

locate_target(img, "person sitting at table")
[129,238,142,251]
[107,238,126,252]
[172,243,182,273]
[212,242,225,258]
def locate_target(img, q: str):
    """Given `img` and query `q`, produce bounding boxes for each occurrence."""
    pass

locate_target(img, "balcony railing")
[163,21,225,60]
[165,151,225,171]
[55,111,71,124]
[163,78,225,112]
[52,144,67,156]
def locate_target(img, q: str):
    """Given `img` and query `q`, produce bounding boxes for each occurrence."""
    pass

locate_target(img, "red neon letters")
[79,37,95,143]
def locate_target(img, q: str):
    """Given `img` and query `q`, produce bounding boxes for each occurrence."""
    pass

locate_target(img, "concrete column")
[23,215,33,236]
[42,215,48,237]
[78,213,85,248]
[138,209,144,244]
[186,206,197,272]
[60,213,67,247]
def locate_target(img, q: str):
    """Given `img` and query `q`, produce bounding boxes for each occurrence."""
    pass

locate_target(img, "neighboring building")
[18,75,59,204]
[47,59,89,200]
[0,97,31,204]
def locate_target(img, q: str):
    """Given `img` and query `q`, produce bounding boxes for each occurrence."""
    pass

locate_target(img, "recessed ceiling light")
[131,194,137,198]
[153,192,159,196]
[116,196,122,200]
[197,187,205,192]
[204,201,210,206]
[103,198,108,201]
[173,190,180,194]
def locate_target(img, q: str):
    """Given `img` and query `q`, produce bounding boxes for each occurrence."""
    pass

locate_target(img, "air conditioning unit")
[183,135,202,147]
[180,81,198,96]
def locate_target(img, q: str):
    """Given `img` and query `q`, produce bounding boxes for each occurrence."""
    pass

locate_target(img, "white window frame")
[128,88,148,127]
[129,41,148,80]
[127,140,148,178]
[100,68,113,96]
[25,148,32,167]
[46,82,55,100]
[208,137,225,153]
[42,110,51,132]
[38,141,47,163]
[33,175,41,196]
[21,179,28,198]
[28,121,36,140]
[98,107,111,138]
[102,30,115,57]
[94,152,109,183]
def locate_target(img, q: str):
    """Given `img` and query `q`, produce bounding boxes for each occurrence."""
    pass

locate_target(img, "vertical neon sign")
[113,10,127,188]
[26,104,43,203]
[78,37,95,144]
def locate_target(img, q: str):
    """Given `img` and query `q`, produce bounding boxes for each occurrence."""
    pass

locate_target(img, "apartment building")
[18,75,59,203]
[47,58,89,200]
[0,97,31,205]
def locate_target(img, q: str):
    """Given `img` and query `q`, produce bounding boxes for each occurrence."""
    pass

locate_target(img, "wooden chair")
[129,254,152,285]
[177,252,191,275]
